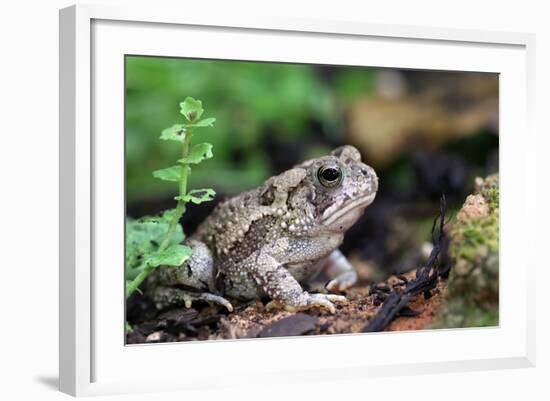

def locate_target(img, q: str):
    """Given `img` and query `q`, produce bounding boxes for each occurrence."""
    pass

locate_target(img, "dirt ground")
[126,266,447,344]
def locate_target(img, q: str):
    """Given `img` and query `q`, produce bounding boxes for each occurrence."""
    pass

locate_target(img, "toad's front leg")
[250,252,347,314]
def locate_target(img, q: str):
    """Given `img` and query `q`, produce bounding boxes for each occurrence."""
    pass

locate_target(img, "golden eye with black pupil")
[317,165,343,188]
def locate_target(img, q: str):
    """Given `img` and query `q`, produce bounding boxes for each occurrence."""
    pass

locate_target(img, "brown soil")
[126,268,446,344]
[387,279,446,331]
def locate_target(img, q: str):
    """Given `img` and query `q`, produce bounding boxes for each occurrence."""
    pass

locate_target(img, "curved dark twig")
[363,195,450,333]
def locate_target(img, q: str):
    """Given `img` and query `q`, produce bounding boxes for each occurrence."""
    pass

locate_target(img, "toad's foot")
[326,271,358,292]
[323,250,358,292]
[188,292,234,312]
[266,293,347,314]
[151,286,234,312]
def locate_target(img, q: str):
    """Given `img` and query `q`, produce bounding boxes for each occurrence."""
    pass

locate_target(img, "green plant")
[124,57,363,201]
[125,97,217,298]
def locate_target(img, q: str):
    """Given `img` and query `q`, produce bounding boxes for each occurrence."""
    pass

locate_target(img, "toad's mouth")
[321,192,377,226]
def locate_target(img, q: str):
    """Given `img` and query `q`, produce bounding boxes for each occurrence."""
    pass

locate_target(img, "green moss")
[432,174,499,329]
[477,174,499,211]
[433,297,499,328]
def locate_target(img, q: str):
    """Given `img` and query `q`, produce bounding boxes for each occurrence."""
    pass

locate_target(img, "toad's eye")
[317,165,343,188]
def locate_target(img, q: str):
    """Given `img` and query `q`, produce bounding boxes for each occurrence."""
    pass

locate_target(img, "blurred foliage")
[126,57,375,202]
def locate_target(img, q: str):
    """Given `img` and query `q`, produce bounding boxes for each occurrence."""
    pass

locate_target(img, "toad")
[147,145,378,313]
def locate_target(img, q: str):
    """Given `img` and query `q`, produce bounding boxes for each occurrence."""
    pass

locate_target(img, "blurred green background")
[126,56,498,206]
[125,56,380,202]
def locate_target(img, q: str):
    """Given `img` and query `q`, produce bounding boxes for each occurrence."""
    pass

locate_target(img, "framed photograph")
[59,4,536,396]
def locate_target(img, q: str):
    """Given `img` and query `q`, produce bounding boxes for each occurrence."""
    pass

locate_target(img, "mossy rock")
[433,174,499,328]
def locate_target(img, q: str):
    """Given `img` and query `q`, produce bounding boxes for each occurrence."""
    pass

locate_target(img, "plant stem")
[126,129,193,298]
[126,262,148,297]
[159,129,193,251]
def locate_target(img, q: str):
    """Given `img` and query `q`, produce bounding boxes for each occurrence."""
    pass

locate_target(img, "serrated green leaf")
[178,143,213,165]
[180,97,204,122]
[146,244,192,267]
[160,124,186,142]
[189,117,216,128]
[125,216,184,280]
[153,165,182,182]
[175,188,216,204]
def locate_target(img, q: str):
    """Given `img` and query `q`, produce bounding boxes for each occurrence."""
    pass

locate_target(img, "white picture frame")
[59,3,536,397]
